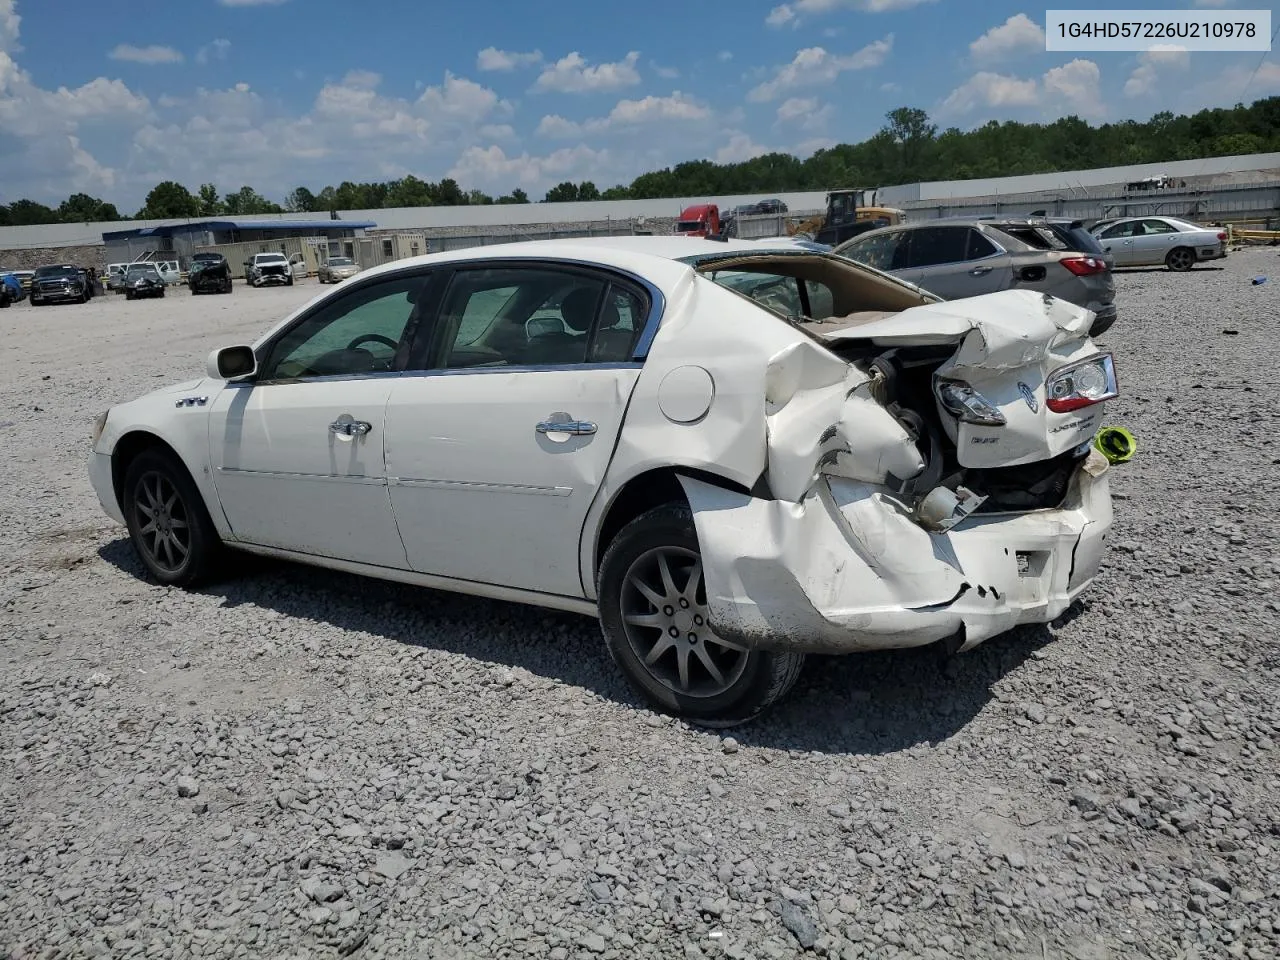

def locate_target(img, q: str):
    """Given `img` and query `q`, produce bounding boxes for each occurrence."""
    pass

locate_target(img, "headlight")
[91,411,109,447]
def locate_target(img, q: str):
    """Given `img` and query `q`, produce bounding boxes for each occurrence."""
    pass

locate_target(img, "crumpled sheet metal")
[763,339,925,504]
[827,288,1093,375]
[680,461,1110,655]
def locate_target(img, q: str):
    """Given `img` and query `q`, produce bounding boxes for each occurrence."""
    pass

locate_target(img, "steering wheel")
[346,334,398,352]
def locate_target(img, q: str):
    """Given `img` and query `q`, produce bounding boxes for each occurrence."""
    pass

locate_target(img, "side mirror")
[207,345,257,381]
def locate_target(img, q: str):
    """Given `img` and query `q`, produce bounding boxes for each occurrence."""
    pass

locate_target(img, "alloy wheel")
[1168,248,1194,271]
[619,546,749,698]
[132,471,191,574]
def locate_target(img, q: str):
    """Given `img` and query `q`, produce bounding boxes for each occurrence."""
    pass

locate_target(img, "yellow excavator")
[786,188,906,244]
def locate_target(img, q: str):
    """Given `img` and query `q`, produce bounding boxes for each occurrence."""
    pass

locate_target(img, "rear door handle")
[536,420,597,436]
[969,266,992,276]
[330,419,372,437]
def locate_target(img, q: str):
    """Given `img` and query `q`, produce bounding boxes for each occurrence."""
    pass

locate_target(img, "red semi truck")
[673,204,722,238]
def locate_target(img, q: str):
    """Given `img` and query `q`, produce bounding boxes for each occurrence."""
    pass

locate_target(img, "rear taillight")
[1217,232,1228,241]
[1046,353,1118,413]
[1060,256,1108,276]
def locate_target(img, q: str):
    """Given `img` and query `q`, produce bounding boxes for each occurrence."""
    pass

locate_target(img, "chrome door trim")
[387,477,572,496]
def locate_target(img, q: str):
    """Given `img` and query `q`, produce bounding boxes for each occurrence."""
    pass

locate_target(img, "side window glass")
[1142,219,1175,234]
[1100,222,1134,239]
[907,227,968,268]
[966,229,999,260]
[436,268,607,369]
[712,271,802,318]
[804,279,835,319]
[842,233,898,271]
[589,285,645,362]
[261,275,425,380]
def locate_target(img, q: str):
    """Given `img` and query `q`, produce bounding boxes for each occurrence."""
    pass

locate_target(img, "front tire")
[597,502,804,726]
[1166,247,1195,272]
[122,448,222,587]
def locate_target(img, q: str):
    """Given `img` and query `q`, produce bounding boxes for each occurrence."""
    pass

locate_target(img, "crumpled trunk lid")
[817,288,1106,469]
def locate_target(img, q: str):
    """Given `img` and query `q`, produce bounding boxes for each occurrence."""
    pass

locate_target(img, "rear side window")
[906,227,969,268]
[966,229,999,260]
[840,231,907,271]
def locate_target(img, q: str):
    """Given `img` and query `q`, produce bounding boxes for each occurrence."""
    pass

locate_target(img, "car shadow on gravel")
[99,538,1058,756]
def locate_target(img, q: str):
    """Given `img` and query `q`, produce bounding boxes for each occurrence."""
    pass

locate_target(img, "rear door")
[909,226,1011,300]
[1132,218,1181,264]
[1096,220,1141,265]
[382,263,650,598]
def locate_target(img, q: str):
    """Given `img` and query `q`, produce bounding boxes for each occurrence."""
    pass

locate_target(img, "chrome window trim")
[232,361,644,389]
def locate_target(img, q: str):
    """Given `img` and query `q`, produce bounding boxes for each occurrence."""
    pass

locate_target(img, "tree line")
[2,97,1277,227]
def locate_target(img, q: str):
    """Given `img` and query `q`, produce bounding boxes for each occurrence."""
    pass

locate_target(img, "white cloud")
[476,47,542,71]
[109,44,183,65]
[448,143,615,192]
[775,96,834,132]
[941,58,1104,120]
[536,114,582,138]
[196,38,231,65]
[0,0,20,53]
[717,50,733,62]
[969,14,1045,62]
[416,71,511,122]
[651,62,679,79]
[1124,46,1191,97]
[535,92,709,138]
[940,71,1039,112]
[766,0,933,26]
[748,36,892,101]
[479,123,515,140]
[766,5,796,27]
[533,51,641,93]
[716,132,771,164]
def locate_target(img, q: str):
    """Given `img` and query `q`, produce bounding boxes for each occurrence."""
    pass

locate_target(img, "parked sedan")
[122,263,166,300]
[1089,217,1226,271]
[88,237,1118,725]
[317,256,361,284]
[834,218,1118,336]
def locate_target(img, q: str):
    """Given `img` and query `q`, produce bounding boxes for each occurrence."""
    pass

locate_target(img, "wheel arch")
[110,431,188,513]
[589,466,757,591]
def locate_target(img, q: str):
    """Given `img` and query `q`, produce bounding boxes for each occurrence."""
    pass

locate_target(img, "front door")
[912,226,1012,300]
[384,264,648,597]
[1096,220,1141,265]
[208,272,431,567]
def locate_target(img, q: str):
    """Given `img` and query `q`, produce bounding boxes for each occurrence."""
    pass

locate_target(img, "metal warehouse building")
[101,218,377,264]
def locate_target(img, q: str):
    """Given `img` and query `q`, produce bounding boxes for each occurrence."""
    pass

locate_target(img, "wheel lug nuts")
[679,598,689,609]
[668,626,679,638]
[694,615,703,626]
[688,633,698,644]
[663,605,674,616]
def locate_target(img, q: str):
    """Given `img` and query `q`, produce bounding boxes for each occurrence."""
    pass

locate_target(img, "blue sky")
[1,0,1277,210]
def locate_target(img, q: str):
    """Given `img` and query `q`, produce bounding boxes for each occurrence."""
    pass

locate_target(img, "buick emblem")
[1018,382,1038,412]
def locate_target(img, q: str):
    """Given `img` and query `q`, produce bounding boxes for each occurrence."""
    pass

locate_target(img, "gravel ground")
[2,257,1278,960]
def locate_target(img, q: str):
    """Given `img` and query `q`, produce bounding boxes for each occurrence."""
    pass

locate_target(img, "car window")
[261,275,426,380]
[906,227,969,268]
[966,229,999,260]
[840,231,905,271]
[435,267,628,369]
[1141,219,1177,235]
[804,279,834,319]
[1100,222,1137,239]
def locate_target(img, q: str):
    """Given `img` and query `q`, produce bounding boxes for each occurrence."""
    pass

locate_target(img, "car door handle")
[536,419,597,436]
[968,266,992,276]
[330,419,372,437]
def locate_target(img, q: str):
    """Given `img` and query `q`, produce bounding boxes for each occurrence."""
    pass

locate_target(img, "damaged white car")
[88,237,1117,725]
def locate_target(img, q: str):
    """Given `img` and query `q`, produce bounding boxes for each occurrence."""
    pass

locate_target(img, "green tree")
[497,187,530,204]
[284,186,316,213]
[384,176,434,208]
[137,181,200,220]
[434,178,466,206]
[543,181,579,203]
[577,181,601,201]
[198,183,224,217]
[57,193,120,223]
[467,189,494,205]
[223,186,282,215]
[600,184,631,200]
[5,199,58,225]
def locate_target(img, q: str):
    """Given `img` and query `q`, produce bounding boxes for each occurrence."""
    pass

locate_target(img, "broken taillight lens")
[1060,256,1108,276]
[936,380,1006,426]
[1046,353,1118,413]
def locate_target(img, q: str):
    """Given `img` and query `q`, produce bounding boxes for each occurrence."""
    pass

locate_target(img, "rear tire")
[122,448,222,587]
[1166,247,1195,272]
[597,502,804,727]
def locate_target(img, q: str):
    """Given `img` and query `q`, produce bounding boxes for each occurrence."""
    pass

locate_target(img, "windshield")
[35,265,78,279]
[328,258,354,266]
[676,221,705,232]
[256,254,288,263]
[127,265,160,279]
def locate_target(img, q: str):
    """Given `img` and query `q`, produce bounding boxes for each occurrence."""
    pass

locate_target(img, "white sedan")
[89,237,1118,725]
[1090,216,1227,271]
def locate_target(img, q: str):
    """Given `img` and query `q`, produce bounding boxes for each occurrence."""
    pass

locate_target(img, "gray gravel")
[2,258,1279,959]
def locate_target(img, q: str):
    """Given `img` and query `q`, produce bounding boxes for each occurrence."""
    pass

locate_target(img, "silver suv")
[834,217,1117,336]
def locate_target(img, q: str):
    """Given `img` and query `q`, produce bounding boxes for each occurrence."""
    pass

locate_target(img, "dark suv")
[834,216,1117,336]
[30,264,89,306]
[188,253,233,295]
